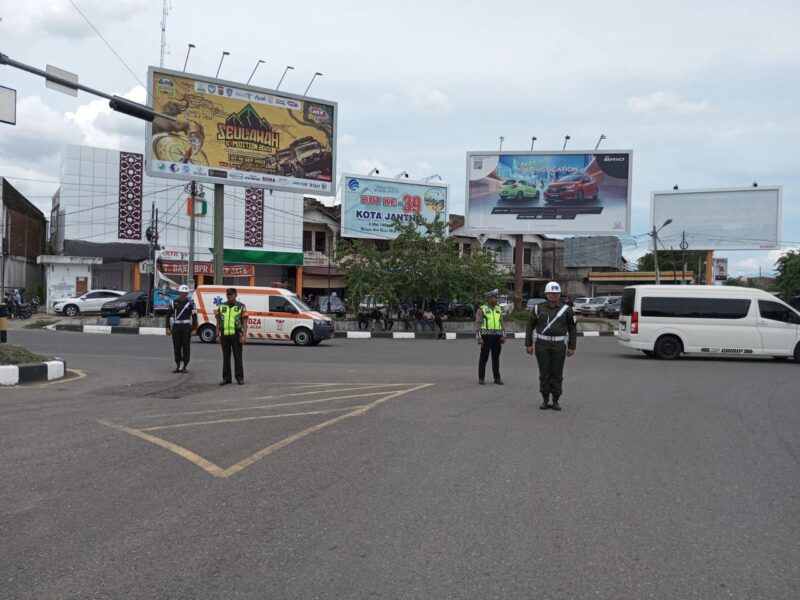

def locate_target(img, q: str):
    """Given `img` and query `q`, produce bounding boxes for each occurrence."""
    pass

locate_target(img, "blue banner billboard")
[466,151,632,234]
[341,174,449,239]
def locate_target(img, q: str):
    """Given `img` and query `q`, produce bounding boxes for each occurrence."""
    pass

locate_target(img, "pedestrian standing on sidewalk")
[525,281,577,410]
[476,289,506,385]
[165,284,197,373]
[215,288,248,385]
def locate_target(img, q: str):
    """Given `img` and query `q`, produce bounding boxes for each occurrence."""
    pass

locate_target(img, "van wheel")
[641,350,654,357]
[654,335,682,360]
[198,324,216,344]
[311,339,322,346]
[292,327,313,346]
[794,343,800,362]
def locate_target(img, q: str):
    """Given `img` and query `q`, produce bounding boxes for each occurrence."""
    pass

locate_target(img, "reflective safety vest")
[219,303,244,335]
[479,304,503,335]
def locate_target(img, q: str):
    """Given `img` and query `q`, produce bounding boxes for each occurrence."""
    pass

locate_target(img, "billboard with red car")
[466,151,632,234]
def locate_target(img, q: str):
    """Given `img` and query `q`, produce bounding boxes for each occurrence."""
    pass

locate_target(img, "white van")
[193,285,335,346]
[618,285,800,361]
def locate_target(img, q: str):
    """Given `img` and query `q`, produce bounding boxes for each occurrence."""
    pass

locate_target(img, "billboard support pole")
[213,184,224,285]
[705,250,714,286]
[513,234,523,309]
[188,181,196,289]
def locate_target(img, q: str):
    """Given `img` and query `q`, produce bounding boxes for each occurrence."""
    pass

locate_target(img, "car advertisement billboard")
[341,174,449,239]
[651,186,782,250]
[466,151,632,234]
[146,67,337,195]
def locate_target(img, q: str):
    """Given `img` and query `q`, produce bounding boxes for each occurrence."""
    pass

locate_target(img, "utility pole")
[680,231,688,285]
[650,219,673,285]
[188,181,196,288]
[213,184,224,285]
[145,202,159,316]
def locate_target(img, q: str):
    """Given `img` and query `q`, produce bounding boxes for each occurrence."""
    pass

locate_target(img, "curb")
[0,359,67,386]
[52,325,618,341]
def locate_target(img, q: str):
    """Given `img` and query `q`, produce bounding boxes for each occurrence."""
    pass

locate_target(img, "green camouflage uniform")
[525,302,577,396]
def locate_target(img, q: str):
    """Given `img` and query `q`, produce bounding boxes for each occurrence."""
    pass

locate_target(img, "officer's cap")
[226,287,237,295]
[485,289,499,298]
[178,284,190,293]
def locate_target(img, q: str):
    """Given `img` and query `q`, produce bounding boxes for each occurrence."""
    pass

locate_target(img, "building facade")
[0,177,47,298]
[51,144,304,291]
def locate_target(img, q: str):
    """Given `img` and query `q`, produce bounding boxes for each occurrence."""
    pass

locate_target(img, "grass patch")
[23,319,58,330]
[0,344,50,366]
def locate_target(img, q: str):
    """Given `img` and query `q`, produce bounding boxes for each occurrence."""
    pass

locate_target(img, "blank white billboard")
[651,186,782,250]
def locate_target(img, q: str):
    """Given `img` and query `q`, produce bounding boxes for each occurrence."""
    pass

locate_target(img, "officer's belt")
[172,319,192,324]
[536,332,566,342]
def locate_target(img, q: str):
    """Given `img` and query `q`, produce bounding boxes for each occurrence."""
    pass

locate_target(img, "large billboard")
[466,151,632,234]
[146,67,337,195]
[341,174,449,239]
[651,186,782,250]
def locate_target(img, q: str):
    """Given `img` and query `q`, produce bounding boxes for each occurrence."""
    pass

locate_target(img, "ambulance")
[193,285,335,346]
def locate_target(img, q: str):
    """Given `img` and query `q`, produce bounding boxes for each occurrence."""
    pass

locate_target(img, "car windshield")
[559,173,583,182]
[288,294,311,311]
[588,299,607,305]
[504,179,517,184]
[117,292,144,301]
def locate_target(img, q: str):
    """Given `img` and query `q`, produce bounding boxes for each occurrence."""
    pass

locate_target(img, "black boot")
[551,394,562,411]
[539,392,550,410]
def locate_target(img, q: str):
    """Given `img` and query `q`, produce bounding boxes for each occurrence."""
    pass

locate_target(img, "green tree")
[336,215,505,314]
[774,249,800,299]
[637,250,708,282]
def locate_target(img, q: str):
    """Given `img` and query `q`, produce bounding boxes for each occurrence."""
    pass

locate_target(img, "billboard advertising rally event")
[0,2,799,598]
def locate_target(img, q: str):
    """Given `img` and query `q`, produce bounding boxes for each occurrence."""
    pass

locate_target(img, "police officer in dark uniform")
[165,284,197,373]
[475,289,506,385]
[525,281,577,410]
[215,288,248,385]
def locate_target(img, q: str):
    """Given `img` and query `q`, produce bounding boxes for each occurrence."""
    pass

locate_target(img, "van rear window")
[621,289,635,316]
[641,297,750,319]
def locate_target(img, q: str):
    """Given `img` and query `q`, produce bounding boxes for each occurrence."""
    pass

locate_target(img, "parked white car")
[53,290,126,317]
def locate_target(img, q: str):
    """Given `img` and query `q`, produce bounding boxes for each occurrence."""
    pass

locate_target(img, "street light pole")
[530,136,537,151]
[499,136,504,151]
[247,59,265,84]
[182,44,195,72]
[563,135,571,150]
[215,51,230,78]
[595,134,607,150]
[651,218,673,285]
[276,66,294,90]
[304,72,323,96]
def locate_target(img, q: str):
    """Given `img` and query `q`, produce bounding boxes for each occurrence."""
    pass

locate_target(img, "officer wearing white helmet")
[524,281,576,410]
[165,284,197,373]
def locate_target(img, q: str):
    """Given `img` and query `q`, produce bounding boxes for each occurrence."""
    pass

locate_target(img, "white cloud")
[348,158,393,177]
[379,81,453,115]
[0,0,149,40]
[729,247,800,277]
[66,86,146,151]
[628,91,712,115]
[339,134,357,150]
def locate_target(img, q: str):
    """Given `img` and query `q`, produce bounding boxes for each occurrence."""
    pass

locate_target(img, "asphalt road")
[2,331,799,599]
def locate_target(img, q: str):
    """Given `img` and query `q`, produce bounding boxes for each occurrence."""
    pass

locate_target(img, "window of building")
[315,231,326,253]
[641,297,751,319]
[523,247,532,265]
[302,230,312,252]
[462,244,472,256]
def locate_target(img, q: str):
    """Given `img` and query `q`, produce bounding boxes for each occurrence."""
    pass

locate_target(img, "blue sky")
[0,0,797,275]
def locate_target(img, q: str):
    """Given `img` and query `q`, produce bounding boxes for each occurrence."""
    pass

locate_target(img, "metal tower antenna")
[159,0,171,68]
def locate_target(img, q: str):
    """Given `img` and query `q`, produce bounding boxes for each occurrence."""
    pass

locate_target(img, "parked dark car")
[101,290,148,318]
[603,298,622,319]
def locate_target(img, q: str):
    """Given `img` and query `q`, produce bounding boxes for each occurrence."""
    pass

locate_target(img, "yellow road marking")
[220,383,434,477]
[276,383,419,398]
[138,404,368,431]
[135,389,404,420]
[26,368,87,387]
[96,419,226,478]
[97,383,434,478]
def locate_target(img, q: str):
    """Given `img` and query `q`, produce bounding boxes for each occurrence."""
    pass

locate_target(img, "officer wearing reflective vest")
[525,281,576,410]
[165,284,197,373]
[475,289,506,385]
[215,287,248,385]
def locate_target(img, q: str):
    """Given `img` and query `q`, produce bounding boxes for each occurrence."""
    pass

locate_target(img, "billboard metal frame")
[464,149,633,235]
[145,66,337,195]
[339,172,450,240]
[650,185,783,251]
